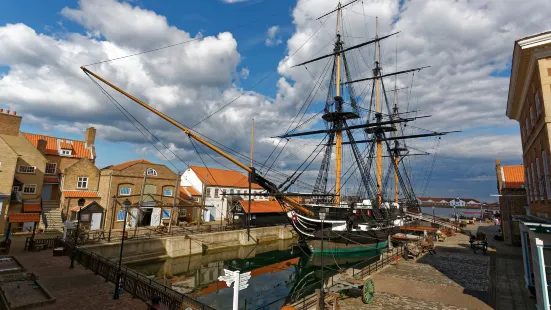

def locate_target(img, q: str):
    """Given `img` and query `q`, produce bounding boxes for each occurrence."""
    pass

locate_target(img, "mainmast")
[334,3,343,205]
[374,17,383,206]
[393,42,399,203]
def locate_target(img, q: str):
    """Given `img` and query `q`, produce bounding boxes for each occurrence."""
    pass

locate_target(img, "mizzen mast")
[374,17,383,206]
[334,2,343,205]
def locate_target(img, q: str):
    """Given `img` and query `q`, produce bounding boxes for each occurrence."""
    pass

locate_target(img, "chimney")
[0,108,22,136]
[37,139,47,155]
[85,127,96,147]
[13,111,16,116]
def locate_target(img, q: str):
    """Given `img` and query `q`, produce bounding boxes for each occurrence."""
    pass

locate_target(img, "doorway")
[140,208,153,226]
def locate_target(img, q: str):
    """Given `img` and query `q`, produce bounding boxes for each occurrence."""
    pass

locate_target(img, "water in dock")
[127,238,381,310]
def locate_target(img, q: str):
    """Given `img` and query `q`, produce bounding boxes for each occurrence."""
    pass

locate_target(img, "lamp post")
[432,206,435,224]
[318,207,328,310]
[113,198,131,300]
[70,198,86,269]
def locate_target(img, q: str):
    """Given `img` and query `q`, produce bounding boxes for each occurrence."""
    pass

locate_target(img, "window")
[146,168,158,176]
[179,209,187,216]
[193,197,199,202]
[45,163,57,175]
[18,165,36,174]
[162,209,170,219]
[537,158,544,200]
[61,149,72,156]
[206,188,211,197]
[23,184,36,194]
[116,210,127,221]
[214,189,219,198]
[163,189,173,197]
[12,186,19,192]
[530,107,535,129]
[77,177,88,189]
[544,151,551,200]
[535,92,542,117]
[119,187,131,196]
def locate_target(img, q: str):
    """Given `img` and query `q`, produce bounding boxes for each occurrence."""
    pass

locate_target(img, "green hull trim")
[311,241,388,256]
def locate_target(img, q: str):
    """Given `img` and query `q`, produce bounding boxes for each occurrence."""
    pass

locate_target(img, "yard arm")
[81,67,314,216]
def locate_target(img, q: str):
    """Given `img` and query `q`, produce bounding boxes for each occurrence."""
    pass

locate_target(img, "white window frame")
[119,187,131,196]
[146,168,158,176]
[18,165,36,174]
[22,184,37,194]
[214,189,219,198]
[543,151,551,200]
[179,208,187,216]
[12,186,19,192]
[206,188,211,198]
[61,149,72,156]
[45,163,57,175]
[77,177,88,189]
[163,188,173,197]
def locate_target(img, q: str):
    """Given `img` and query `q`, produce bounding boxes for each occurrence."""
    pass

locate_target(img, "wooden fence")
[52,238,214,310]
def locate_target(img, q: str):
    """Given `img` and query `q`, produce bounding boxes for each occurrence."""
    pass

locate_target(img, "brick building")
[99,159,197,231]
[495,160,527,246]
[181,166,267,223]
[0,109,47,233]
[23,129,98,231]
[506,30,551,309]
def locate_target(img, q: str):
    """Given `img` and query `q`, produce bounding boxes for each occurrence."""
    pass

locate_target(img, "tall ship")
[81,1,456,255]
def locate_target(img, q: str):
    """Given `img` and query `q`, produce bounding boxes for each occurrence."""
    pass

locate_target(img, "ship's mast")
[374,17,383,206]
[393,43,399,203]
[334,2,343,205]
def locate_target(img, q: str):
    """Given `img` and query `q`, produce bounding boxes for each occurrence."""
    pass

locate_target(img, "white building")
[181,166,267,222]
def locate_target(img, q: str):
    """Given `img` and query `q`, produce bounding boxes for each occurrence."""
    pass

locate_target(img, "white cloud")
[221,0,249,3]
[265,25,283,47]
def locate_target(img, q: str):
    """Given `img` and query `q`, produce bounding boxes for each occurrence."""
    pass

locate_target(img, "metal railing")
[54,238,214,310]
[24,237,57,251]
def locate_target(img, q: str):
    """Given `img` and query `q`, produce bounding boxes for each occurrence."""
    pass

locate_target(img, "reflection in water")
[127,238,381,310]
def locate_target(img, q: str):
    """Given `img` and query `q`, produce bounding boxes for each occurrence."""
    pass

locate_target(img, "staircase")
[41,201,64,232]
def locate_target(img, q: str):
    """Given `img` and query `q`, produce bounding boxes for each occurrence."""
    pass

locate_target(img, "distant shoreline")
[419,205,491,209]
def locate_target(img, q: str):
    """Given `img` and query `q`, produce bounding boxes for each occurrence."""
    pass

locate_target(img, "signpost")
[218,269,251,310]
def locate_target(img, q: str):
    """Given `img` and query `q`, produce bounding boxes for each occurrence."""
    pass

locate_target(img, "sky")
[1,0,550,202]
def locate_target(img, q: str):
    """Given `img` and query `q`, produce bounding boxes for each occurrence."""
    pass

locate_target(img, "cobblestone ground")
[339,292,469,310]
[335,225,493,310]
[8,240,146,310]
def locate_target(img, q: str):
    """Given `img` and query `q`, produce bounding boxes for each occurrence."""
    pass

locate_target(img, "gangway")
[406,211,463,233]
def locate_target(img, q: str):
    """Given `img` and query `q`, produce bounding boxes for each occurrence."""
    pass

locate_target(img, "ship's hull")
[287,204,415,255]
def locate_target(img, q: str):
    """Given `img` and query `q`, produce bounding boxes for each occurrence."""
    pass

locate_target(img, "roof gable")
[190,166,262,189]
[107,159,152,170]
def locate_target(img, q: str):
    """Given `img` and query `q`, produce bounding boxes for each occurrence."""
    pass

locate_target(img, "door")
[151,207,161,226]
[90,213,102,230]
[41,184,52,200]
[130,208,138,228]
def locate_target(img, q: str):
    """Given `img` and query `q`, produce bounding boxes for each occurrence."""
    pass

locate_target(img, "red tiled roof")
[108,159,152,170]
[23,133,93,159]
[60,141,73,149]
[239,200,285,214]
[182,186,201,196]
[23,204,41,212]
[64,191,100,198]
[44,176,59,183]
[8,213,40,223]
[501,165,525,189]
[190,166,262,189]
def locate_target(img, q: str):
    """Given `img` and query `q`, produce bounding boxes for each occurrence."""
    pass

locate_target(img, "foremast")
[334,3,343,206]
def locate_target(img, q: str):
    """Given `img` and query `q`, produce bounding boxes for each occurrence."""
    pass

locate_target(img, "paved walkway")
[479,225,536,310]
[7,239,146,309]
